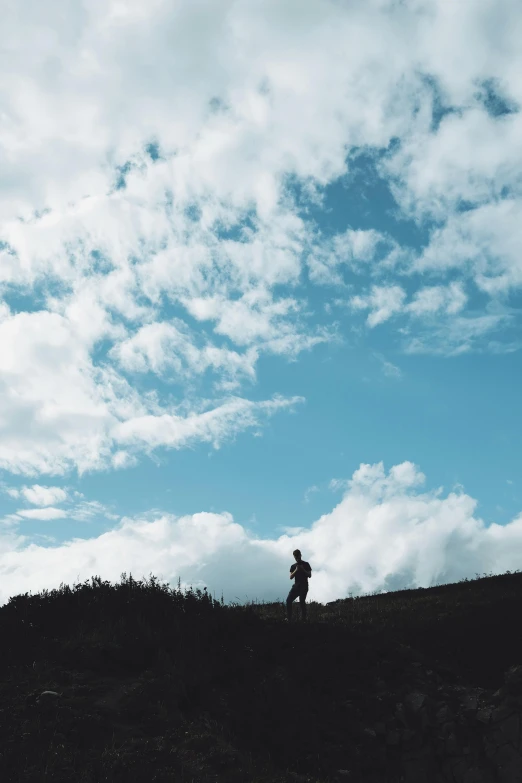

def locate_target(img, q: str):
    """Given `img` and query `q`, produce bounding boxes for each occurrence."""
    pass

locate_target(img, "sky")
[1,0,521,607]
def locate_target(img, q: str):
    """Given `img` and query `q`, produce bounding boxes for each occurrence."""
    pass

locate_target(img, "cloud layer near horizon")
[1,461,521,607]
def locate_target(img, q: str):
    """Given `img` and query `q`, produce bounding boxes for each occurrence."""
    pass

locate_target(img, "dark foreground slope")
[1,570,522,783]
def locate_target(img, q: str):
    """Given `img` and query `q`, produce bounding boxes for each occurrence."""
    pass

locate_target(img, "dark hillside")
[1,570,521,782]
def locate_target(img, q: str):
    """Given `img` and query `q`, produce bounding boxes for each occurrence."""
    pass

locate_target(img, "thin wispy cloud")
[373,353,402,379]
[15,507,68,521]
[304,485,320,503]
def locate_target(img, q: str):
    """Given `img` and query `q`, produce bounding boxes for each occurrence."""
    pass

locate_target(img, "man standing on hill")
[286,549,312,622]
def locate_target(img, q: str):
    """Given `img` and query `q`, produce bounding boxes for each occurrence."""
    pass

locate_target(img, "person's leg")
[299,587,308,621]
[286,584,299,621]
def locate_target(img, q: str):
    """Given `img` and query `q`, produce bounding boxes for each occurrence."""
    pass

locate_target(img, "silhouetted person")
[286,549,312,621]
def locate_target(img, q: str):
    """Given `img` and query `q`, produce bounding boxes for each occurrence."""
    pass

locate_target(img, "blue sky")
[0,0,521,606]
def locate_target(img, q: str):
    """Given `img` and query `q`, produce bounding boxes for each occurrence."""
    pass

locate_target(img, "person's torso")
[292,561,311,585]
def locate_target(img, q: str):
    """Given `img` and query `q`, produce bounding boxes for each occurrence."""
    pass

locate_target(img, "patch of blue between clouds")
[2,279,72,315]
[477,77,519,118]
[290,147,429,249]
[145,141,161,162]
[215,211,257,242]
[112,140,164,191]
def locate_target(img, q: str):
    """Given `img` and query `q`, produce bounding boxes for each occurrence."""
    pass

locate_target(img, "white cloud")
[0,308,141,476]
[17,485,68,506]
[414,200,522,293]
[183,288,314,351]
[70,500,120,522]
[112,395,304,452]
[1,487,118,524]
[406,282,467,317]
[110,320,259,389]
[0,302,303,475]
[307,228,386,284]
[382,107,522,224]
[304,485,319,503]
[373,353,402,379]
[403,312,510,356]
[346,281,495,355]
[350,285,407,327]
[349,282,467,331]
[1,460,522,607]
[329,478,349,492]
[16,507,67,521]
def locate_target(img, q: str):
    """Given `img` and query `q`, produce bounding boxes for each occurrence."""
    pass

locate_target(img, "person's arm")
[290,563,311,579]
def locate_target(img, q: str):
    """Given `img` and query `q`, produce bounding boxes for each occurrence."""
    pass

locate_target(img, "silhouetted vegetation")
[1,569,521,782]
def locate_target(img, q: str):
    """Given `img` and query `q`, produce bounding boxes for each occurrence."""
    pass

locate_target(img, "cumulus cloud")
[181,288,331,355]
[1,461,521,607]
[346,281,491,354]
[414,200,522,293]
[381,106,522,225]
[406,282,467,317]
[350,285,407,327]
[307,228,387,284]
[110,320,259,389]
[0,306,153,476]
[349,282,469,330]
[0,302,302,475]
[11,485,68,506]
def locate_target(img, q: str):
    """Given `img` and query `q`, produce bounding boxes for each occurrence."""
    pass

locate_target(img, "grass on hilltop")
[1,568,521,782]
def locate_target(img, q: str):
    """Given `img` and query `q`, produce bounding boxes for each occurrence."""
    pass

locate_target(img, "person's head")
[293,549,302,562]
